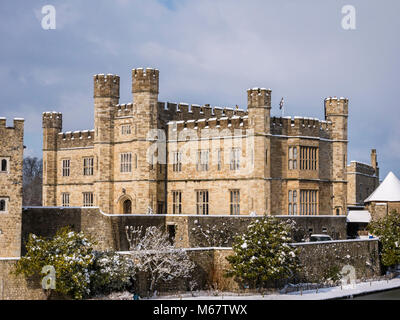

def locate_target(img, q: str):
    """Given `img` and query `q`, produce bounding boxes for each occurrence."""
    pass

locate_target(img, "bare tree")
[126,226,195,296]
[191,219,239,247]
[23,157,42,206]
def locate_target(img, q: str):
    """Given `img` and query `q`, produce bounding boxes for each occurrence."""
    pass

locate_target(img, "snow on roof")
[365,171,400,202]
[347,210,371,223]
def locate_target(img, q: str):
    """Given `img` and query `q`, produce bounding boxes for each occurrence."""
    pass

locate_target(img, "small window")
[120,153,132,173]
[62,193,70,207]
[196,150,209,172]
[196,190,209,215]
[62,159,70,177]
[0,158,8,172]
[121,124,131,135]
[230,190,240,215]
[322,227,328,233]
[230,148,240,171]
[83,192,94,207]
[83,157,94,176]
[0,198,7,212]
[172,191,182,214]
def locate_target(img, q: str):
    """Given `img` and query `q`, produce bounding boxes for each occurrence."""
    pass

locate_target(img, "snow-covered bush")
[369,210,400,267]
[126,226,195,295]
[14,227,136,300]
[225,216,300,289]
[90,251,135,296]
[14,227,96,299]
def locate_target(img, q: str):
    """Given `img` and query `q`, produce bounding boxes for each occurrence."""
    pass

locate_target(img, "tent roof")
[365,171,400,202]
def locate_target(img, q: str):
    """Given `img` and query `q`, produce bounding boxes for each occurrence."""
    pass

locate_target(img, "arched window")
[0,199,6,212]
[1,159,7,172]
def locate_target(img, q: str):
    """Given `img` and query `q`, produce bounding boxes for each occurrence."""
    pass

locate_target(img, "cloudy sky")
[0,0,399,179]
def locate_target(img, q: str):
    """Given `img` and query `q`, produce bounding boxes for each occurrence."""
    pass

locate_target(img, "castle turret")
[0,118,24,257]
[325,97,348,215]
[247,88,271,134]
[42,112,62,206]
[247,88,271,214]
[132,68,161,213]
[94,74,120,212]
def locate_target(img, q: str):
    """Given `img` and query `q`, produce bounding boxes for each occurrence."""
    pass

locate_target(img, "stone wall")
[21,208,347,251]
[190,239,381,292]
[0,259,46,300]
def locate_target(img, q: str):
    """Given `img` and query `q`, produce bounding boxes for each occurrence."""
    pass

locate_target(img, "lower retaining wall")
[292,239,381,283]
[21,208,347,252]
[0,239,382,299]
[0,259,46,300]
[188,239,381,292]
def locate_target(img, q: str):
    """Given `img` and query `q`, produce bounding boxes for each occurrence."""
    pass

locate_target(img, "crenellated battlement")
[324,96,348,118]
[57,130,95,148]
[270,116,332,139]
[166,115,249,138]
[0,117,24,131]
[94,74,120,98]
[115,103,134,117]
[42,112,62,129]
[157,102,248,122]
[132,68,159,94]
[247,88,272,108]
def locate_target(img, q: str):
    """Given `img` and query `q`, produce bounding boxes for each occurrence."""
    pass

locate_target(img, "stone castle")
[0,118,24,257]
[41,68,379,215]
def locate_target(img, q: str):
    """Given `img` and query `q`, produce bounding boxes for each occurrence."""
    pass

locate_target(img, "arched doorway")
[123,199,132,214]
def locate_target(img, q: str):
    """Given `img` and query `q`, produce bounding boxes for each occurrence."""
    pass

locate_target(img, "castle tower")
[325,97,348,215]
[247,88,271,214]
[371,149,380,188]
[132,68,160,213]
[42,112,62,206]
[93,74,120,213]
[0,118,24,257]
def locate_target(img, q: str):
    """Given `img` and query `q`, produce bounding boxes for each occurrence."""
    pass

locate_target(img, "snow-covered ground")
[149,277,400,300]
[94,277,400,300]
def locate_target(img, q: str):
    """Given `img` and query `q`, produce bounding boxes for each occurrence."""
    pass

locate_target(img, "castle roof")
[365,171,400,202]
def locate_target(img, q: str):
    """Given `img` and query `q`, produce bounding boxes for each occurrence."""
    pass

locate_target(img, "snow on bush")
[126,226,196,295]
[191,219,238,247]
[225,216,300,289]
[369,210,400,267]
[14,227,135,299]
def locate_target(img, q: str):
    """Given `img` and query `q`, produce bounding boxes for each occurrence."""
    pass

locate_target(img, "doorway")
[123,199,132,214]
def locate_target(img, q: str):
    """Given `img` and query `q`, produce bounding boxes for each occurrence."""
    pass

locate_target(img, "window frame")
[230,189,240,215]
[62,193,70,207]
[120,152,132,173]
[196,190,209,215]
[83,192,94,207]
[62,159,70,177]
[0,197,8,213]
[83,157,94,176]
[172,190,182,214]
[0,158,9,173]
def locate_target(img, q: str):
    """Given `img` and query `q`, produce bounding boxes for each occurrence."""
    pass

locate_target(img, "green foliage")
[14,227,135,299]
[225,217,300,289]
[322,265,342,284]
[14,227,96,299]
[369,210,400,267]
[90,251,135,295]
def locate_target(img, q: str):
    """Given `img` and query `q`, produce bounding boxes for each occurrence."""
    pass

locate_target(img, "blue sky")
[0,0,399,179]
